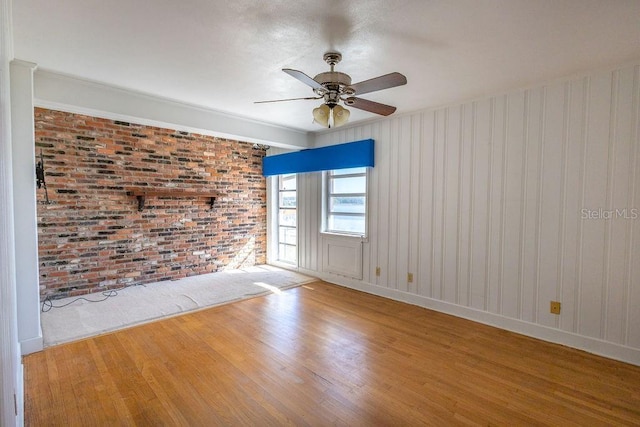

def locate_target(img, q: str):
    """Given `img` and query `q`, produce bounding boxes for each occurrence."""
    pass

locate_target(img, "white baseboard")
[19,335,43,355]
[16,362,23,427]
[298,267,640,367]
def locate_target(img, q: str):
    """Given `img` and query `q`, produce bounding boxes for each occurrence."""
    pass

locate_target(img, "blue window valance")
[262,139,374,176]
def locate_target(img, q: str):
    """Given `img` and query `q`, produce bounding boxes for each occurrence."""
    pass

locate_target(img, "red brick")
[35,107,267,300]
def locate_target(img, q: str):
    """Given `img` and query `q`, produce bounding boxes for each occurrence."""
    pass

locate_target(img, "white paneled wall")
[287,61,640,364]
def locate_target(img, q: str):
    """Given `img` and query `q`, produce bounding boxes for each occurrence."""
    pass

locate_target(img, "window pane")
[277,174,297,265]
[329,196,366,214]
[323,168,367,236]
[279,208,296,227]
[327,214,365,234]
[278,244,297,263]
[330,176,366,194]
[331,167,366,176]
[280,174,296,190]
[279,191,296,208]
[278,227,297,245]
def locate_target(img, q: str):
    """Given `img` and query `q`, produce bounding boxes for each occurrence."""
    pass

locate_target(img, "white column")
[10,59,42,356]
[1,0,24,424]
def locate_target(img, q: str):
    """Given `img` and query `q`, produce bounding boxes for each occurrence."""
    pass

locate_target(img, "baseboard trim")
[298,267,640,367]
[16,362,23,426]
[20,335,43,355]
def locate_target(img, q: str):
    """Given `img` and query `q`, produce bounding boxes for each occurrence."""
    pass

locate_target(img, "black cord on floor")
[41,284,145,313]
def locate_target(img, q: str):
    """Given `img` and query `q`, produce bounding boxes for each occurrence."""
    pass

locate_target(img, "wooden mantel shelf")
[126,188,220,211]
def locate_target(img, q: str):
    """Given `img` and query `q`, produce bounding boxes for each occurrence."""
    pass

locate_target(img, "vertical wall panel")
[396,117,412,292]
[311,171,321,272]
[300,173,308,270]
[605,66,635,344]
[537,82,566,327]
[442,106,461,304]
[387,119,399,289]
[488,96,506,314]
[408,115,423,295]
[295,171,303,269]
[432,110,446,300]
[377,121,391,286]
[501,91,525,319]
[561,78,587,333]
[457,103,474,307]
[360,124,372,284]
[556,82,571,331]
[580,72,612,338]
[367,123,379,284]
[307,172,313,270]
[520,88,543,323]
[601,71,618,342]
[470,99,492,310]
[418,112,436,297]
[297,171,306,270]
[625,66,640,349]
[312,169,320,271]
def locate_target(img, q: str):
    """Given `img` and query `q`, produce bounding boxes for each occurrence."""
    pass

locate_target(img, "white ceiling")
[12,0,640,132]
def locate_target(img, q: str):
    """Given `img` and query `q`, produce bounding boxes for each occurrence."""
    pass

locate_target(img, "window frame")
[322,167,368,238]
[276,173,297,265]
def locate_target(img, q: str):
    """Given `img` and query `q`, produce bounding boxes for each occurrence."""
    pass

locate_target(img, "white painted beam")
[10,59,43,356]
[1,0,23,423]
[33,69,312,149]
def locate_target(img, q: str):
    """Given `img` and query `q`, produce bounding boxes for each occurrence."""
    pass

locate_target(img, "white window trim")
[276,174,298,266]
[321,168,369,239]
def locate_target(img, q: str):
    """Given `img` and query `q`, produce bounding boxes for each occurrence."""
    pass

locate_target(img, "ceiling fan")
[255,52,407,128]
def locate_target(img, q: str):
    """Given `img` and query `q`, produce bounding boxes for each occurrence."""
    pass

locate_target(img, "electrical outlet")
[375,267,381,276]
[407,273,413,283]
[550,301,561,314]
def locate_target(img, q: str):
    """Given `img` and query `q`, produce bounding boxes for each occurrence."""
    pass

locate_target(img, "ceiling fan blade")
[348,72,407,96]
[345,97,397,116]
[283,68,325,91]
[254,96,321,104]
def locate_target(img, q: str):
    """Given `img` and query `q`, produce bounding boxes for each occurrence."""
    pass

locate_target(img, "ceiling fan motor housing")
[313,71,353,99]
[323,91,341,107]
[315,52,357,97]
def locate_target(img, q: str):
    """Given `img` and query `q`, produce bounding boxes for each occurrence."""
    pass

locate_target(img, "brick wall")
[35,107,267,300]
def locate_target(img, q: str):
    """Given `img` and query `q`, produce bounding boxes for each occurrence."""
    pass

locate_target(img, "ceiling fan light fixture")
[312,104,330,127]
[332,105,350,127]
[313,103,350,128]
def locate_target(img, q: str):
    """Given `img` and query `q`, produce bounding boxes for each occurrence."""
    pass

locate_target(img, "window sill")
[270,259,299,269]
[320,231,368,243]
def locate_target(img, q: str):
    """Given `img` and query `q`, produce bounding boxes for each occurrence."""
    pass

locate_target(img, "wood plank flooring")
[24,281,640,426]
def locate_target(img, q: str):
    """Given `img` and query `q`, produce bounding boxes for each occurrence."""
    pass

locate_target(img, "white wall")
[1,0,23,423]
[297,61,640,365]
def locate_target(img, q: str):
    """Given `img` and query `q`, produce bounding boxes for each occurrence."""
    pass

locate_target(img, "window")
[277,174,297,264]
[323,167,367,236]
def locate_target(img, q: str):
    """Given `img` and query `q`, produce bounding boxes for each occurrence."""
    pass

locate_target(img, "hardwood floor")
[25,281,640,426]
